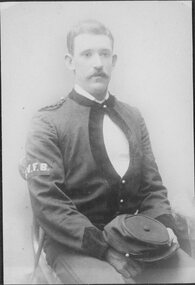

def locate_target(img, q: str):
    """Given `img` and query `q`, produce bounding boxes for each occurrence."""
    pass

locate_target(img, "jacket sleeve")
[137,112,176,231]
[25,111,108,259]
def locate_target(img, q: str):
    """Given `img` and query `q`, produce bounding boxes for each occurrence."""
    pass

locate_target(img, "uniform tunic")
[25,89,175,260]
[74,84,130,178]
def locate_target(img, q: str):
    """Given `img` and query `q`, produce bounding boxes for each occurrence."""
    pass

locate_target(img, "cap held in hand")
[103,214,179,262]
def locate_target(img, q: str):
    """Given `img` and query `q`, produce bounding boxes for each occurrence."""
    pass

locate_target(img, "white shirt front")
[74,84,130,177]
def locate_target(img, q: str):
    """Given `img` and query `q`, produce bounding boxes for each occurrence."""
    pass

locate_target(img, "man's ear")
[112,54,117,68]
[65,53,75,71]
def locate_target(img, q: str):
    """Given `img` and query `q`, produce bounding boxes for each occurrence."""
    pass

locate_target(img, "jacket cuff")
[155,214,176,232]
[82,227,109,259]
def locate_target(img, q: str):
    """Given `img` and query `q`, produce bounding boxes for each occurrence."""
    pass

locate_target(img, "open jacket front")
[25,90,175,259]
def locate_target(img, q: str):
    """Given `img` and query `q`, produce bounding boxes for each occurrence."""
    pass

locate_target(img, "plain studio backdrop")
[1,1,194,283]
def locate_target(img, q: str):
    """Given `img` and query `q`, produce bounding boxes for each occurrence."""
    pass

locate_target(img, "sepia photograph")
[1,1,195,284]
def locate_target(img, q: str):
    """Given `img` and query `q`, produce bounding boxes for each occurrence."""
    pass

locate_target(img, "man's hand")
[104,247,143,279]
[167,227,178,245]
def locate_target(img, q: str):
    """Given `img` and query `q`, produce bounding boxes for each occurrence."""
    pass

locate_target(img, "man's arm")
[137,113,176,231]
[25,111,108,259]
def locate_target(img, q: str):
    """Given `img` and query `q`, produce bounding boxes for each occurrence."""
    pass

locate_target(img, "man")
[25,20,195,283]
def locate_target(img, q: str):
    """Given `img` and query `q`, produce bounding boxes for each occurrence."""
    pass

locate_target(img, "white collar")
[74,84,109,104]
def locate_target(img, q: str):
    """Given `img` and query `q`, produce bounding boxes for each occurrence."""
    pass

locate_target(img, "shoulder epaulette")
[39,96,67,112]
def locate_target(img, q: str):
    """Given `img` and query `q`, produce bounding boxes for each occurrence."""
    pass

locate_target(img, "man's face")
[66,33,117,100]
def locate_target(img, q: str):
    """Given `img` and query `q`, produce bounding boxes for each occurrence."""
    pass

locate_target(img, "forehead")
[74,34,112,54]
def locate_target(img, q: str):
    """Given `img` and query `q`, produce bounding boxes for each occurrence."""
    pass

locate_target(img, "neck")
[92,91,107,101]
[74,84,109,103]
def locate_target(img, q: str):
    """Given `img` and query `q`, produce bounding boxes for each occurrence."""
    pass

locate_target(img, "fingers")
[116,266,132,279]
[167,228,178,245]
[107,258,130,278]
[123,276,136,284]
[105,247,143,279]
[115,256,142,278]
[126,258,143,277]
[108,255,133,279]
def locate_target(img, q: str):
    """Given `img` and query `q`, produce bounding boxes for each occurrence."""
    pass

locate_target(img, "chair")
[18,159,62,284]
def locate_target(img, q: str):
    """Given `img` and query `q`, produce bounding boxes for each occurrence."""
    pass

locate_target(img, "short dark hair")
[67,19,114,55]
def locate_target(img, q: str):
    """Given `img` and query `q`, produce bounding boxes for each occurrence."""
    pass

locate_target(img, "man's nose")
[93,54,103,69]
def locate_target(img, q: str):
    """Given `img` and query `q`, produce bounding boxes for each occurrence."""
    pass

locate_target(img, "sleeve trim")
[82,227,109,259]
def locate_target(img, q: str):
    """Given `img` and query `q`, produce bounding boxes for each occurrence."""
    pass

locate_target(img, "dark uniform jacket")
[25,89,176,260]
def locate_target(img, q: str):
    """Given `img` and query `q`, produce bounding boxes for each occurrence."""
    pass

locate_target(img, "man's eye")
[83,52,92,57]
[101,51,110,57]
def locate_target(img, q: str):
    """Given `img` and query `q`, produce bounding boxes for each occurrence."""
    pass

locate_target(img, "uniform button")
[125,253,129,257]
[121,179,126,184]
[144,225,150,232]
[103,104,107,108]
[120,199,124,203]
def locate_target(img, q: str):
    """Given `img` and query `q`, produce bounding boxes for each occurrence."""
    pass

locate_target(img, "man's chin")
[89,83,108,98]
[91,80,108,91]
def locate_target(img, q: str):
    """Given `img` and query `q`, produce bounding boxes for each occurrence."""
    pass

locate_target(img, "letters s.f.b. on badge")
[25,162,51,180]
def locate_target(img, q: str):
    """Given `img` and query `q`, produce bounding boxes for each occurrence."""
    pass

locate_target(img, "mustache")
[88,71,108,79]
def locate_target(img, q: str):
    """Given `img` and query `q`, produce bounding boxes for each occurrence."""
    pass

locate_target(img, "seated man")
[25,20,195,283]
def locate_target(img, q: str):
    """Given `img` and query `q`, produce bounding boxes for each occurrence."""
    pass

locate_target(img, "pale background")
[1,1,194,283]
